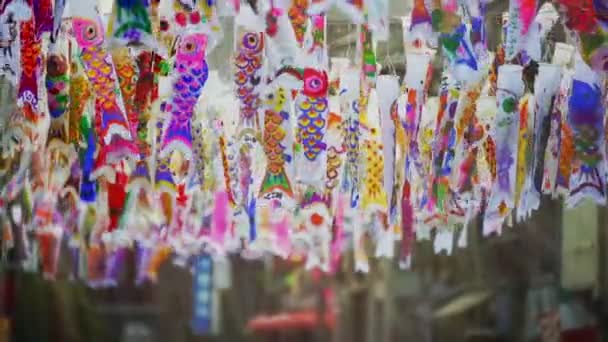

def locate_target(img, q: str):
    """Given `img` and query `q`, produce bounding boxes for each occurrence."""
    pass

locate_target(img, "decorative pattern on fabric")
[161,32,209,160]
[260,86,293,198]
[234,31,264,129]
[72,16,137,162]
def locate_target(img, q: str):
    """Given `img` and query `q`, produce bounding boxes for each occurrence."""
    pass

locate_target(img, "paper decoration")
[340,69,361,209]
[234,31,264,129]
[72,6,138,167]
[566,57,607,207]
[259,85,294,201]
[518,63,561,219]
[160,32,209,159]
[484,64,525,235]
[376,75,400,222]
[17,0,41,114]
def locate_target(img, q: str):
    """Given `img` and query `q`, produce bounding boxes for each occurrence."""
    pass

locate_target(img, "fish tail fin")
[259,167,293,197]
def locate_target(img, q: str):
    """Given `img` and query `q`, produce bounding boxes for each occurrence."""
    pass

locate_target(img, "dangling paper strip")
[514,94,532,208]
[160,32,209,159]
[430,73,457,217]
[340,69,361,209]
[72,3,138,165]
[484,64,524,235]
[543,62,572,196]
[518,63,561,218]
[566,57,607,207]
[399,52,431,267]
[376,75,400,222]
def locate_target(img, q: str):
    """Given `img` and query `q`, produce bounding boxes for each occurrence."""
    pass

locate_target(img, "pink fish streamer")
[484,64,525,236]
[160,32,209,160]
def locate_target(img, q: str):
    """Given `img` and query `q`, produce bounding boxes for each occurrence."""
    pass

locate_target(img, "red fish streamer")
[71,3,138,170]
